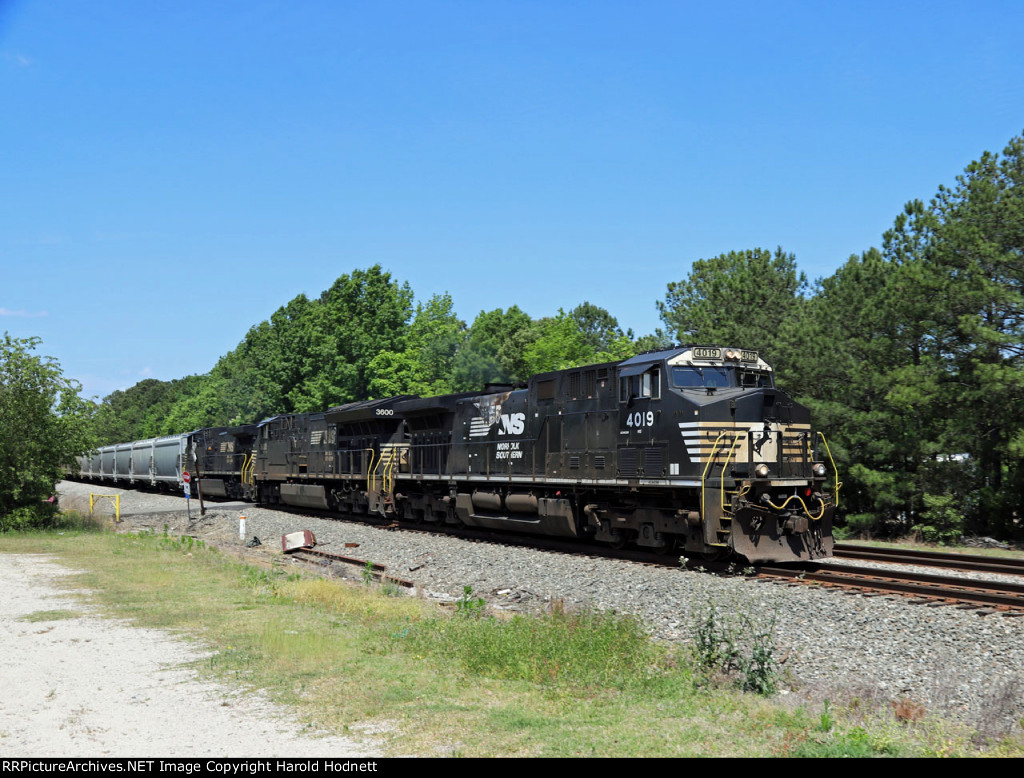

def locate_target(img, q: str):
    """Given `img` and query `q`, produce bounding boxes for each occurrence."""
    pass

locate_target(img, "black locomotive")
[79,345,836,563]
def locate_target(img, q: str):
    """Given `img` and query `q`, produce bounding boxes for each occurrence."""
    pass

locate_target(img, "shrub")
[912,493,964,545]
[688,597,780,696]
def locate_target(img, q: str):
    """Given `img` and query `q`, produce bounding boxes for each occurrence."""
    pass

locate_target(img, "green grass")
[1,523,1021,757]
[18,609,81,622]
[837,537,1024,560]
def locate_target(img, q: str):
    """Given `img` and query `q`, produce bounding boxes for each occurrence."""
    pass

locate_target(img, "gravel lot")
[21,480,1024,746]
[0,551,383,757]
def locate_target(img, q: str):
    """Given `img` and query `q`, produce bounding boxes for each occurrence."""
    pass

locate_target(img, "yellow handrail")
[241,453,255,487]
[719,433,743,514]
[382,447,397,499]
[816,432,842,508]
[366,448,377,491]
[700,431,728,524]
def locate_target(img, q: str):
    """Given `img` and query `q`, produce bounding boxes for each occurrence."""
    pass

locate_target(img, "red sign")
[183,472,191,484]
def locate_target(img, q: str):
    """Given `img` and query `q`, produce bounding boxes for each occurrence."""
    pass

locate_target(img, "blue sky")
[3,1,1023,401]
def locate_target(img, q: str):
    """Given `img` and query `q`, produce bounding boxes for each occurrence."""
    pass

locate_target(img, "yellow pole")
[89,494,120,523]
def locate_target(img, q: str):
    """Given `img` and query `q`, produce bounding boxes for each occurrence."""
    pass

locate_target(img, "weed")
[687,595,780,696]
[361,561,376,585]
[738,612,778,695]
[692,602,731,671]
[892,696,926,723]
[818,700,834,732]
[784,724,900,758]
[455,585,486,618]
[240,565,289,597]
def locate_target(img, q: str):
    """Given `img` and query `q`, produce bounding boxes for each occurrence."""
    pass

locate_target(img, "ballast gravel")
[34,482,1024,746]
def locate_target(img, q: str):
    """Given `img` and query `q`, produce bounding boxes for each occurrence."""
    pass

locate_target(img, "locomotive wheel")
[653,536,677,555]
[699,547,729,563]
[609,530,632,550]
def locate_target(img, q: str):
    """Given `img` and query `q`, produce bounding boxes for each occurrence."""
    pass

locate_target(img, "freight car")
[76,345,836,563]
[78,434,188,489]
[77,426,257,499]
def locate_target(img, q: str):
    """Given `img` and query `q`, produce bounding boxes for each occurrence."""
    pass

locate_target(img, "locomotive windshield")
[671,366,773,389]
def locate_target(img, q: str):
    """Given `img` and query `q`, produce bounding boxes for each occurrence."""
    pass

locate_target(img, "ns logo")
[498,412,526,436]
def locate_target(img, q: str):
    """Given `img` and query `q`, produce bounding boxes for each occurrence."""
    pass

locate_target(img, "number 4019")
[625,411,654,428]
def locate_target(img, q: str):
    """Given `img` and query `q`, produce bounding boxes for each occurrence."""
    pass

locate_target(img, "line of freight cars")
[76,345,837,563]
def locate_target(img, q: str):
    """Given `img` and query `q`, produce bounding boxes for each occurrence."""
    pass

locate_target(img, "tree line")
[89,276,659,444]
[6,131,1022,540]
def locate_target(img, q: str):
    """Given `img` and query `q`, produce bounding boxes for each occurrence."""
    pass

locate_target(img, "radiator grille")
[644,447,664,475]
[618,448,638,477]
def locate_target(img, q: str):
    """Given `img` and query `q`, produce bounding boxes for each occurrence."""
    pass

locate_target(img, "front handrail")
[719,432,743,514]
[700,431,728,524]
[816,432,842,508]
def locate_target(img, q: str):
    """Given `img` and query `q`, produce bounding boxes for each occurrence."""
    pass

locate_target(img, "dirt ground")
[0,553,384,758]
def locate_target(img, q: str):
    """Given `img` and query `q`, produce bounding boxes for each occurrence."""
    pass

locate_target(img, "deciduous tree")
[0,334,95,530]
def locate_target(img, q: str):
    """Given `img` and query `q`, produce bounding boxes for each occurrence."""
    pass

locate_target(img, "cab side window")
[620,368,661,401]
[740,371,773,388]
[644,368,661,399]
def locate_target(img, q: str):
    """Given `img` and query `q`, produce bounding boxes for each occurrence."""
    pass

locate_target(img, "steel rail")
[833,543,1024,576]
[287,547,415,588]
[757,562,1024,613]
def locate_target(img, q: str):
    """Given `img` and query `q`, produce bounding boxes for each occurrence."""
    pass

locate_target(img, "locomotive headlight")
[754,464,770,478]
[813,463,827,477]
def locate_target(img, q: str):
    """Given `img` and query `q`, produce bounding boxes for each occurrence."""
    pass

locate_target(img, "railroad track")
[756,561,1024,616]
[284,546,416,589]
[262,504,1024,616]
[834,542,1024,576]
[284,534,1024,617]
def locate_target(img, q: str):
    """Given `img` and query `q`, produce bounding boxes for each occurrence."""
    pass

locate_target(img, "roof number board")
[692,347,721,359]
